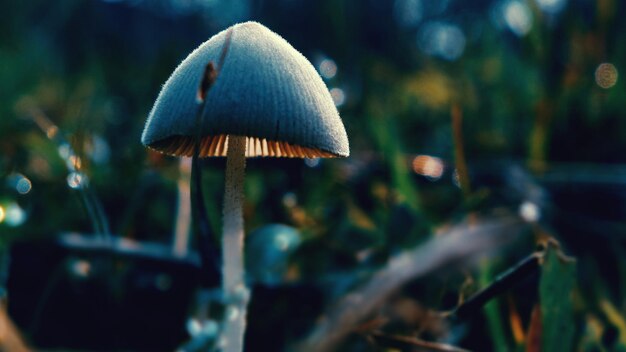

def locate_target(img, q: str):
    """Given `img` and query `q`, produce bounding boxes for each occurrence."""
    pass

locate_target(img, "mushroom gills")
[152,134,338,158]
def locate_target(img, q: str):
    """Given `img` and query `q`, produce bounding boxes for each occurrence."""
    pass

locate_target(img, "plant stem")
[451,254,540,320]
[221,135,249,352]
[451,104,471,199]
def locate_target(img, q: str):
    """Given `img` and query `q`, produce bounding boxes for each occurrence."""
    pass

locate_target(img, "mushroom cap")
[142,21,349,158]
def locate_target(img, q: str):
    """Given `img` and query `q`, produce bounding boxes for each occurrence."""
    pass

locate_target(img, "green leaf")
[480,260,510,352]
[539,245,576,351]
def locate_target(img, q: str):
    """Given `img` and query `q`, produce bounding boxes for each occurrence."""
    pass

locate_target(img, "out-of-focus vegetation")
[1,0,626,351]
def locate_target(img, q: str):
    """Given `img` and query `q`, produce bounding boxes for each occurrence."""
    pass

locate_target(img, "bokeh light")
[67,172,88,189]
[88,135,112,165]
[68,259,92,278]
[503,0,533,37]
[45,125,59,139]
[304,158,321,168]
[595,63,618,89]
[519,201,540,222]
[4,202,26,227]
[16,178,32,195]
[246,224,302,285]
[282,192,297,208]
[412,155,444,180]
[535,0,568,14]
[418,21,466,61]
[318,58,338,79]
[330,87,346,107]
[7,173,32,195]
[28,155,52,178]
[393,0,423,28]
[274,232,293,251]
[0,206,5,223]
[58,143,71,160]
[68,155,82,170]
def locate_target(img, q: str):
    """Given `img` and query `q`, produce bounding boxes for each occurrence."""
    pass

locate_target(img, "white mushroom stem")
[173,157,192,257]
[221,135,249,352]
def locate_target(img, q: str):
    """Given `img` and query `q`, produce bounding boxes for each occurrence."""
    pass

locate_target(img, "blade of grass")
[507,295,526,347]
[451,104,470,198]
[480,260,511,352]
[599,299,626,346]
[451,254,540,320]
[539,243,576,351]
[366,98,422,213]
[525,304,541,352]
[191,28,233,287]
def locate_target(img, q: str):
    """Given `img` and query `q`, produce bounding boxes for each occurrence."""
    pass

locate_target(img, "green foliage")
[1,0,626,351]
[480,260,510,352]
[540,245,576,351]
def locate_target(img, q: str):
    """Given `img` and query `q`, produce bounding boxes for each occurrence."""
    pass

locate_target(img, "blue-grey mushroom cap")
[142,21,349,158]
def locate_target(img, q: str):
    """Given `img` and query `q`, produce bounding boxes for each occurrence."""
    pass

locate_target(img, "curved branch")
[299,215,529,352]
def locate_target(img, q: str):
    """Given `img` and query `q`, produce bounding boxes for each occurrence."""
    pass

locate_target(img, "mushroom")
[141,21,349,351]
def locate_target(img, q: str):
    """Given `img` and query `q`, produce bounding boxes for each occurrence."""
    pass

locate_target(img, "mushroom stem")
[221,135,249,352]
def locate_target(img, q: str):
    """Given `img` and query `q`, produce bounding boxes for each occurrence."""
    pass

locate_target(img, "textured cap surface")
[142,21,349,158]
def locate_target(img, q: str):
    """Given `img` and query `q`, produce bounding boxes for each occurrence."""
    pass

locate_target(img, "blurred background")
[1,0,626,351]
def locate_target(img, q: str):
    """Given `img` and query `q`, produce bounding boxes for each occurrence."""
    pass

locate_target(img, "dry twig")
[299,215,528,351]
